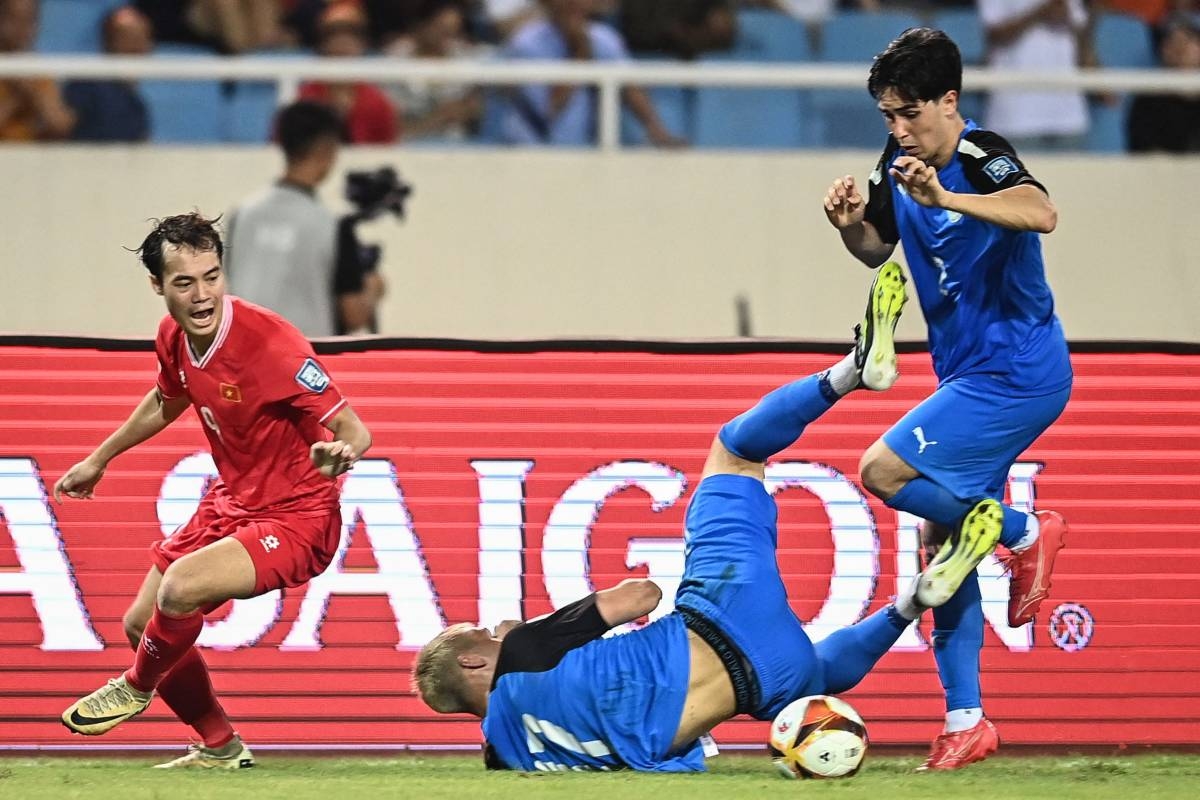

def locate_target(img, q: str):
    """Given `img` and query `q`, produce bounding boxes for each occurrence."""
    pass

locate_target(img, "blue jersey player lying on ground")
[413,276,1002,772]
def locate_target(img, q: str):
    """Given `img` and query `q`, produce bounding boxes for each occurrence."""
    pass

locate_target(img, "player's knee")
[858,452,893,499]
[156,564,202,616]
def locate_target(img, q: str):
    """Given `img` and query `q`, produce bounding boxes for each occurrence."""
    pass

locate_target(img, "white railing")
[2,55,1198,150]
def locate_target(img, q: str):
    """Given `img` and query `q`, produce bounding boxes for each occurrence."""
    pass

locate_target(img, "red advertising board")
[1,341,1198,750]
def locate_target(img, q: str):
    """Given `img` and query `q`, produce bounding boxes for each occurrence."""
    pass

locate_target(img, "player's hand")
[823,175,866,229]
[889,156,948,208]
[53,459,106,503]
[310,440,358,478]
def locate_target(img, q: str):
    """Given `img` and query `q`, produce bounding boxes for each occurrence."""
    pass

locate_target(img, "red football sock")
[125,607,203,693]
[158,647,236,750]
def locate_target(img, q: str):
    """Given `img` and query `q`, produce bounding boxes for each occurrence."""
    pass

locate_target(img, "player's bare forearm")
[839,221,896,268]
[324,404,372,461]
[91,388,188,466]
[941,184,1057,233]
[595,578,663,627]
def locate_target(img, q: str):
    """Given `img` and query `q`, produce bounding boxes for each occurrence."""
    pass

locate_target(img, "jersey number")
[199,406,222,440]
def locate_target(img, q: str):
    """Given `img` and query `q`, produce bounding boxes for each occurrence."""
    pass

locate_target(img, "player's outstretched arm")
[938,183,1057,233]
[594,578,663,627]
[823,175,895,268]
[889,156,1057,233]
[53,388,189,503]
[311,404,372,478]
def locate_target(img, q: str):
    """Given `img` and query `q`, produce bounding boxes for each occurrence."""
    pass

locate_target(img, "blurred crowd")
[0,0,1197,151]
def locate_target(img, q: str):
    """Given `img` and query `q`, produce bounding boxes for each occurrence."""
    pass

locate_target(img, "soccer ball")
[768,695,868,779]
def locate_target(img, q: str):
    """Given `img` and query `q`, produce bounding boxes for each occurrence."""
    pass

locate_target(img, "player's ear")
[941,90,959,116]
[457,653,488,670]
[150,275,164,296]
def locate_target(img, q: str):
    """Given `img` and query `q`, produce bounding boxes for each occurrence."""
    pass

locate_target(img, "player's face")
[877,88,961,167]
[153,245,226,343]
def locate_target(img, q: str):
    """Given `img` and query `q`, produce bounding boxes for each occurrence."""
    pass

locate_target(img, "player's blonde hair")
[412,623,473,713]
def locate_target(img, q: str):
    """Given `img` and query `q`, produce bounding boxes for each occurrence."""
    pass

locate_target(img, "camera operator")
[226,100,387,337]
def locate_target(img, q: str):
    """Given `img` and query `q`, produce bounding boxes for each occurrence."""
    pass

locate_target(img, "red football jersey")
[155,296,347,513]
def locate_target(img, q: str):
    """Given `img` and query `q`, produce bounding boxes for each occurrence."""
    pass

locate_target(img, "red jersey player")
[53,213,372,768]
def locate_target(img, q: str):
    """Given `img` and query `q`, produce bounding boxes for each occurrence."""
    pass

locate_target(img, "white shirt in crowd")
[977,0,1090,139]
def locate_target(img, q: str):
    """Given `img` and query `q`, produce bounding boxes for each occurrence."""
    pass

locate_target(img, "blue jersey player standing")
[413,293,1002,773]
[822,27,1072,771]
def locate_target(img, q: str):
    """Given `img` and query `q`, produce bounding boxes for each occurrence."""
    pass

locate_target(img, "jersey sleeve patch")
[295,358,331,393]
[982,155,1020,184]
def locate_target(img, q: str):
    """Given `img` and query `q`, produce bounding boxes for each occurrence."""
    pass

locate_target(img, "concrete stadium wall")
[1,146,1197,342]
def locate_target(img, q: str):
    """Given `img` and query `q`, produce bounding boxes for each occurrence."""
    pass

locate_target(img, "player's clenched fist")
[310,440,358,478]
[823,175,866,229]
[53,459,106,503]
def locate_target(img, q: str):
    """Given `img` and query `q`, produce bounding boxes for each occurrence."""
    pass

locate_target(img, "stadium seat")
[732,8,812,62]
[35,0,124,53]
[141,44,227,143]
[931,8,986,66]
[691,10,815,149]
[812,10,922,149]
[622,84,693,147]
[1086,13,1156,152]
[223,50,312,144]
[226,81,278,143]
[1092,12,1155,69]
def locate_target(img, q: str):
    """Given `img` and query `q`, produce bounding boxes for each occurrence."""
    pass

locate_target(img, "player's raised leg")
[62,538,257,736]
[855,261,908,391]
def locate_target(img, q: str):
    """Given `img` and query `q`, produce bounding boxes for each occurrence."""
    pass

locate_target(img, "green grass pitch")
[2,753,1198,800]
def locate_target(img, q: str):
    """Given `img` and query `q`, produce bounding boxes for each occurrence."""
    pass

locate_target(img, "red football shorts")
[150,491,342,595]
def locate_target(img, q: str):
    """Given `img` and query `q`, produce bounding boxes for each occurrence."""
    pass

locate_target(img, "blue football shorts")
[675,473,817,720]
[882,374,1071,501]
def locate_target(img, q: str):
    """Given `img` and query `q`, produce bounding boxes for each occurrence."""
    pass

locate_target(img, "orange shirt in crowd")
[298,81,400,144]
[0,78,58,141]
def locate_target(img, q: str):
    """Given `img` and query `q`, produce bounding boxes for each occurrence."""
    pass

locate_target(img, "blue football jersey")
[482,598,703,772]
[864,121,1072,394]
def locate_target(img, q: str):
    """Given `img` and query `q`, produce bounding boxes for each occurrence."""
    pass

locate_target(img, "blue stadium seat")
[223,50,311,143]
[1086,13,1155,152]
[692,54,815,149]
[141,44,227,143]
[1092,12,1155,69]
[35,0,124,53]
[818,10,922,62]
[931,8,986,66]
[622,84,693,147]
[732,9,812,62]
[226,81,278,143]
[813,10,922,149]
[690,10,814,149]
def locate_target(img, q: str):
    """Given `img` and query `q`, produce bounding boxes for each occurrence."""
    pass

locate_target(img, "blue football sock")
[999,503,1031,549]
[718,374,837,462]
[813,606,910,695]
[884,476,974,529]
[931,572,984,711]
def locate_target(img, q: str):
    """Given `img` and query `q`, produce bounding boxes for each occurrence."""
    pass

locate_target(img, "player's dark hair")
[275,100,343,162]
[137,212,224,280]
[868,27,962,103]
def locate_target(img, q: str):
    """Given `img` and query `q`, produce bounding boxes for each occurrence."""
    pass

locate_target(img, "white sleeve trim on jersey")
[318,398,348,424]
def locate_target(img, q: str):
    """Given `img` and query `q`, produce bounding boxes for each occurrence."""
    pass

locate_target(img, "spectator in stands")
[63,6,152,143]
[619,0,736,60]
[386,0,486,141]
[1101,0,1199,27]
[193,0,292,52]
[497,0,686,146]
[1127,12,1200,151]
[135,0,291,53]
[227,101,386,337]
[299,1,400,144]
[0,0,75,141]
[484,0,543,42]
[977,0,1094,152]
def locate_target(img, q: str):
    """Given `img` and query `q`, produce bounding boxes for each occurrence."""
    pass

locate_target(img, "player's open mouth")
[191,308,215,323]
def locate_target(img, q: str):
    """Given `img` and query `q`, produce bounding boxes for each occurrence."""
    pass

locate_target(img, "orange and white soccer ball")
[768,695,868,779]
